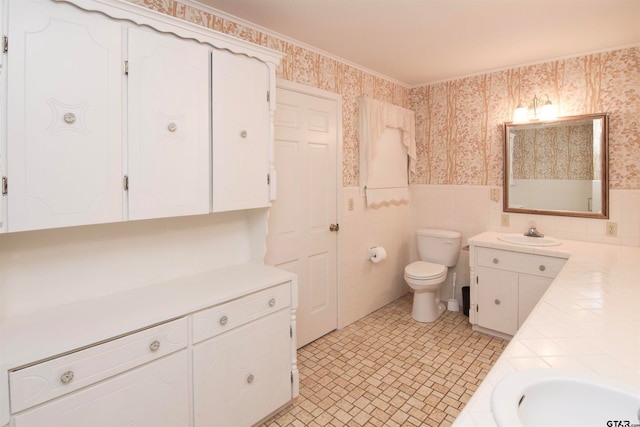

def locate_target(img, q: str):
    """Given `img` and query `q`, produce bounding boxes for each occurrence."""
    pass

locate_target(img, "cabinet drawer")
[13,350,190,427]
[477,248,566,278]
[9,317,188,413]
[192,282,290,344]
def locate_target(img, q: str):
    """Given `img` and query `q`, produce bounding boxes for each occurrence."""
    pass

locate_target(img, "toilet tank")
[416,228,461,267]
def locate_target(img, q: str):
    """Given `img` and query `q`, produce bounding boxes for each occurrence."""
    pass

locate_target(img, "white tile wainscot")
[454,231,640,427]
[0,263,298,426]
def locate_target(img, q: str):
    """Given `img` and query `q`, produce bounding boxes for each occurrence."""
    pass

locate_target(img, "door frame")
[274,78,344,330]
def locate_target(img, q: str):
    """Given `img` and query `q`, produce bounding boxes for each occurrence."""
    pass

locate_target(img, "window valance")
[359,97,416,208]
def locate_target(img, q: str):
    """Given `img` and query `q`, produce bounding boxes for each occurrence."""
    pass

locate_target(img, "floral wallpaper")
[128,0,639,190]
[412,48,640,189]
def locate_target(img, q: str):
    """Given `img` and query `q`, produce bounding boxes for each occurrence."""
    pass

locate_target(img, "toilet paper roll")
[368,246,387,263]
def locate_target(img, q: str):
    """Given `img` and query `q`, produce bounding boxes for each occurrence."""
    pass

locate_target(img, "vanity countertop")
[454,231,640,427]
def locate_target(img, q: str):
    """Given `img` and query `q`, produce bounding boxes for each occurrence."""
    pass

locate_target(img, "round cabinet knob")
[240,130,248,138]
[149,340,160,352]
[494,299,501,305]
[60,370,74,384]
[539,265,546,271]
[219,315,228,326]
[64,113,76,124]
[493,258,499,264]
[269,298,276,307]
[168,122,177,132]
[247,374,255,384]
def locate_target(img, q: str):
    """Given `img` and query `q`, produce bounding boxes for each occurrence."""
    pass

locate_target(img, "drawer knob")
[247,374,255,384]
[63,112,76,124]
[219,315,228,326]
[240,130,248,138]
[149,340,160,352]
[494,299,501,305]
[168,122,177,132]
[539,265,546,271]
[493,258,499,264]
[60,370,74,384]
[269,298,276,307]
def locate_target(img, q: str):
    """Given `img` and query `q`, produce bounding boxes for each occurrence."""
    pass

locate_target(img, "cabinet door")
[518,274,552,327]
[476,266,518,336]
[127,27,210,220]
[13,351,190,427]
[6,0,123,232]
[193,309,291,427]
[211,50,270,212]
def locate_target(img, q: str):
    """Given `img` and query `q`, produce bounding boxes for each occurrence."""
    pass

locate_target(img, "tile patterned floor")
[261,294,507,427]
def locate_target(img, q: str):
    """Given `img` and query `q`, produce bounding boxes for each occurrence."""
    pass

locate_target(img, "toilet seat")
[404,261,446,281]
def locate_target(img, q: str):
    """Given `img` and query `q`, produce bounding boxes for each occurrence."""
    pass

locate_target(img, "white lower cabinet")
[6,278,296,426]
[475,266,519,336]
[471,246,566,338]
[193,309,292,426]
[13,351,190,427]
[9,317,190,427]
[517,274,554,328]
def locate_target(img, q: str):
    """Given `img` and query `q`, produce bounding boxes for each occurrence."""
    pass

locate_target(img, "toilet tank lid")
[416,228,461,238]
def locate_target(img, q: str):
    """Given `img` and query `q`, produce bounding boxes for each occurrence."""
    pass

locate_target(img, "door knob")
[329,224,339,232]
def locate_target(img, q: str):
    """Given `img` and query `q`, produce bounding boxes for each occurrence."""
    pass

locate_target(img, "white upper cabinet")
[211,50,271,212]
[1,0,282,233]
[127,28,210,221]
[6,0,124,232]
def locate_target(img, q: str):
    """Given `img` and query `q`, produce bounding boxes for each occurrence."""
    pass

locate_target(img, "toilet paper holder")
[368,246,387,263]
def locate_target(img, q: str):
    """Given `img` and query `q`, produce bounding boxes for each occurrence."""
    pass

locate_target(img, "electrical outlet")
[501,214,510,227]
[347,198,354,211]
[606,222,618,237]
[490,188,500,202]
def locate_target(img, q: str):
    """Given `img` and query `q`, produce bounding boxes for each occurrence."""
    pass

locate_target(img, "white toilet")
[404,228,461,322]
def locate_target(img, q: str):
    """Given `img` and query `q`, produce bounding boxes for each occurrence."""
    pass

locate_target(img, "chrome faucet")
[524,226,544,238]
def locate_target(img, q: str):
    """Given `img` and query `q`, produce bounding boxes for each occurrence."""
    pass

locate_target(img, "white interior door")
[267,84,339,348]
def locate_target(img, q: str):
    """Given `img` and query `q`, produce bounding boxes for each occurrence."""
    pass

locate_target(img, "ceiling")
[197,0,640,87]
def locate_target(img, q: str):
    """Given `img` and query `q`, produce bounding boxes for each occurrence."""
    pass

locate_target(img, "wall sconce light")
[514,94,558,122]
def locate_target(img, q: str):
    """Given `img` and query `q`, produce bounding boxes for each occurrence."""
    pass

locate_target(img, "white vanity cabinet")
[9,318,190,427]
[470,245,566,338]
[6,0,124,232]
[211,50,271,212]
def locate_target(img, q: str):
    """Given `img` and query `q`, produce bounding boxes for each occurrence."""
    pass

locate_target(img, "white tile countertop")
[453,231,640,427]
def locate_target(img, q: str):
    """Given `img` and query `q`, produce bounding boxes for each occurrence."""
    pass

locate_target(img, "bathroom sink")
[498,234,561,246]
[491,369,640,427]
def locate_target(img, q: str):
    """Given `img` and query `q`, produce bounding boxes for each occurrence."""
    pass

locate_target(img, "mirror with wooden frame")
[503,113,609,219]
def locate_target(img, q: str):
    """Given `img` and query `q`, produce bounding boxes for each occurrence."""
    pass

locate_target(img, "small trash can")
[462,286,470,317]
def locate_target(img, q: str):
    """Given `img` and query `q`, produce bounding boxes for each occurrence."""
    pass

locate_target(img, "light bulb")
[541,102,557,120]
[514,105,528,122]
